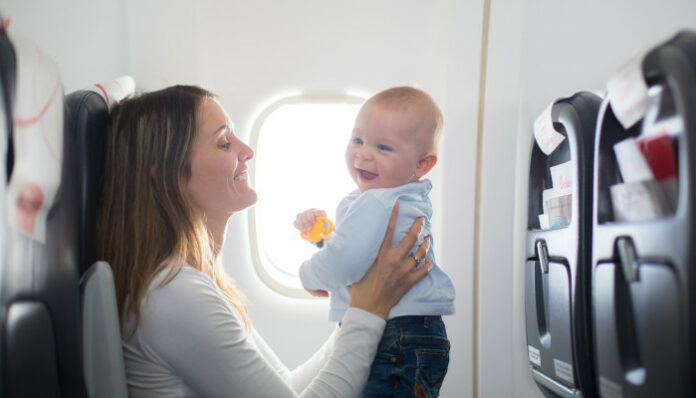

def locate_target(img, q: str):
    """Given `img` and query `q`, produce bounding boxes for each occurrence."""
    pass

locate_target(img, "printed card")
[550,161,572,193]
[637,133,677,181]
[610,180,671,222]
[613,137,654,183]
[534,101,565,155]
[547,194,571,228]
[607,51,650,129]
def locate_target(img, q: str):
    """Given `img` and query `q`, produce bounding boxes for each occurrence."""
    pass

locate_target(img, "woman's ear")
[415,155,437,178]
[150,164,157,179]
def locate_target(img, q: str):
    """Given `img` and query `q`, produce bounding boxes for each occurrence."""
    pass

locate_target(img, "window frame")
[247,93,365,297]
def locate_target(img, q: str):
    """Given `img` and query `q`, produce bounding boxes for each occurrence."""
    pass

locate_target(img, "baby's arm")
[299,195,393,292]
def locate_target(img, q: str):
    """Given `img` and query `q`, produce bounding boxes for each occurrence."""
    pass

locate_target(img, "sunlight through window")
[249,95,364,296]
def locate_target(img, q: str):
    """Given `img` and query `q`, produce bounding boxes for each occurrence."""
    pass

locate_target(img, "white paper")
[547,194,571,228]
[660,177,678,213]
[6,25,63,242]
[607,52,650,129]
[542,186,572,228]
[610,180,670,222]
[613,137,654,183]
[542,188,554,215]
[554,358,574,384]
[528,345,541,367]
[88,76,135,109]
[534,101,565,155]
[550,161,573,193]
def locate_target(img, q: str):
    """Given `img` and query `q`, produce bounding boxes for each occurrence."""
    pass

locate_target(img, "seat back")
[64,79,134,398]
[0,25,15,395]
[65,88,110,274]
[0,22,87,398]
[81,261,128,398]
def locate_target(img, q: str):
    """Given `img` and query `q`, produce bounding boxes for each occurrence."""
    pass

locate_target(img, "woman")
[96,85,432,397]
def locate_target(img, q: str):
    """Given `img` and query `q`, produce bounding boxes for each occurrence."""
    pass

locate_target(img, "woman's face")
[185,98,257,219]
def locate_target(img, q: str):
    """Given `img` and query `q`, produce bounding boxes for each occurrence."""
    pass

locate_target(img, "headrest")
[606,30,696,129]
[87,76,135,110]
[4,23,63,243]
[64,76,135,272]
[0,16,15,139]
[0,19,15,249]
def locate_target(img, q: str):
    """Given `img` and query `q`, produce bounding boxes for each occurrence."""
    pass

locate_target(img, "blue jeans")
[360,316,450,398]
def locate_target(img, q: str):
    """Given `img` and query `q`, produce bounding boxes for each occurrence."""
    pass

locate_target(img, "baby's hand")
[293,209,327,232]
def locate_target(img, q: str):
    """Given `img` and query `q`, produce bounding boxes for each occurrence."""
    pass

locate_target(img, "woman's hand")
[349,201,432,319]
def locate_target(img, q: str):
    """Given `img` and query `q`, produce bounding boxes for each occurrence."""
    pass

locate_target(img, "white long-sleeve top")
[121,265,385,398]
[299,179,455,322]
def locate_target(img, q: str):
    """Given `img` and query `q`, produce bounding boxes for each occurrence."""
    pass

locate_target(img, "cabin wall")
[3,0,696,397]
[480,1,696,397]
[0,0,130,92]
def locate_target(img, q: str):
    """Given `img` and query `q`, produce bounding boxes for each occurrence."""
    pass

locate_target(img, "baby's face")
[345,102,426,193]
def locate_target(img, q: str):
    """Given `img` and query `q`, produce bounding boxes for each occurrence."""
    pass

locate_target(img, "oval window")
[248,94,364,297]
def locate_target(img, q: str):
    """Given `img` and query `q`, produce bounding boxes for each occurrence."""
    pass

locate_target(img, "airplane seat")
[79,261,128,398]
[0,22,88,398]
[0,18,14,398]
[64,77,134,398]
[65,81,124,274]
[0,19,14,171]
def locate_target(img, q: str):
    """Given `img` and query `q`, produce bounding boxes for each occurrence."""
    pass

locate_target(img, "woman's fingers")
[409,235,430,268]
[409,258,432,284]
[348,201,433,320]
[400,236,431,287]
[394,215,425,262]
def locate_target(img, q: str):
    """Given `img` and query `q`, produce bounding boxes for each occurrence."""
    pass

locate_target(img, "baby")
[294,86,455,397]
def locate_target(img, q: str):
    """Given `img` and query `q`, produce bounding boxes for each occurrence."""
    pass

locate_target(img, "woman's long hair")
[96,85,249,328]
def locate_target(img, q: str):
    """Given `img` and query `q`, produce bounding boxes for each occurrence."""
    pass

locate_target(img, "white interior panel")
[481,1,696,398]
[0,0,130,92]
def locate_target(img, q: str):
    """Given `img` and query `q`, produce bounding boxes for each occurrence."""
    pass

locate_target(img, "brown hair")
[96,85,250,328]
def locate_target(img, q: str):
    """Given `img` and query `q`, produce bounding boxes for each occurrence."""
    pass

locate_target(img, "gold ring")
[410,253,421,264]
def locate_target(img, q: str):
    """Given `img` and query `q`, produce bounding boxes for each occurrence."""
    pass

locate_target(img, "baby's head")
[346,86,443,192]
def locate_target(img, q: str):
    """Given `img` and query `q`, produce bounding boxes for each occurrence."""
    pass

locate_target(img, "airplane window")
[249,94,364,297]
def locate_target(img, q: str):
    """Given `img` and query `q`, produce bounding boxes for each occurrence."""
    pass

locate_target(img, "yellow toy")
[300,216,334,248]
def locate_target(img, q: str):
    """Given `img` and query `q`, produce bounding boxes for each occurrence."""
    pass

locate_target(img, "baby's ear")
[415,154,437,178]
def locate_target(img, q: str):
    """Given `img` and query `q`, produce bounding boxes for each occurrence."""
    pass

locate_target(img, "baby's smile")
[357,168,378,181]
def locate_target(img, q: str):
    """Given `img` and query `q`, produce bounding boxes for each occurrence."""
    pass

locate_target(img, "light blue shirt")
[299,179,455,322]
